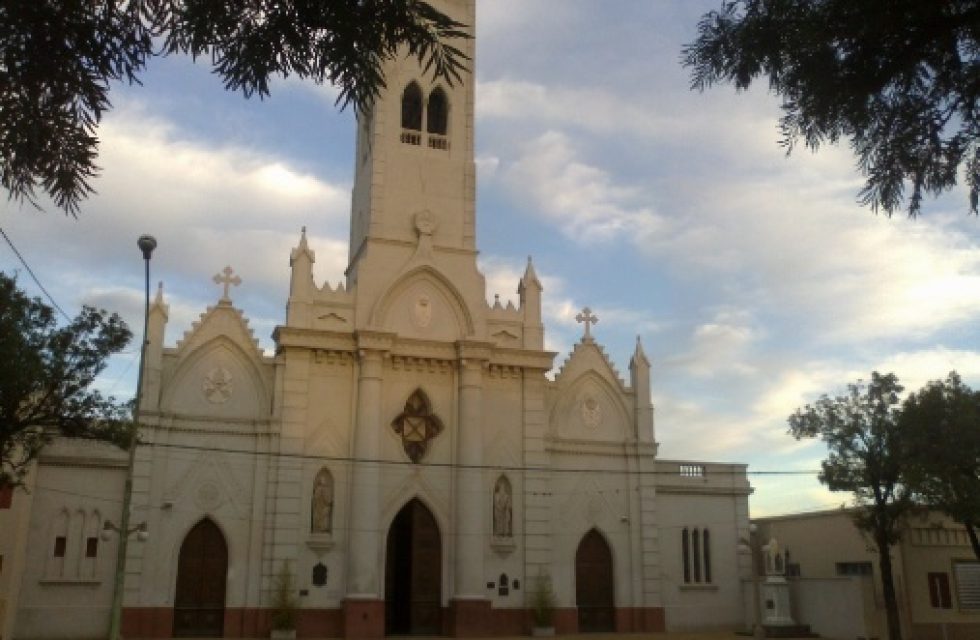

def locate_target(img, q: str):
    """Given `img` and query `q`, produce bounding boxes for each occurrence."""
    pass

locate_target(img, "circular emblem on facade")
[581,395,602,428]
[414,210,437,235]
[203,368,233,404]
[196,482,222,511]
[412,295,433,329]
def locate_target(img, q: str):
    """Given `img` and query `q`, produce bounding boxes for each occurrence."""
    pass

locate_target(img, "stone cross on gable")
[576,306,598,341]
[213,266,241,302]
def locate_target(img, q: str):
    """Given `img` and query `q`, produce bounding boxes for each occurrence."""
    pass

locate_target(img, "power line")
[0,225,71,321]
[137,438,819,477]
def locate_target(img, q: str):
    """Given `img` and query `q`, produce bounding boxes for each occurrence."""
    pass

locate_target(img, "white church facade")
[2,1,753,637]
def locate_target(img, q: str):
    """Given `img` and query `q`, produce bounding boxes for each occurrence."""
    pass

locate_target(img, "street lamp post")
[108,235,157,640]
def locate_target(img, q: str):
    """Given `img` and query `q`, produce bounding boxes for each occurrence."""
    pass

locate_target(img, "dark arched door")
[174,519,227,637]
[575,528,615,632]
[385,499,442,635]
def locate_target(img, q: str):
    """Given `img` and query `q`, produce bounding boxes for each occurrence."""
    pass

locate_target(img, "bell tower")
[347,0,477,285]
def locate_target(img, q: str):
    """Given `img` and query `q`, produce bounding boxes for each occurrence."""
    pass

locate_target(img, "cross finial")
[575,306,598,341]
[213,266,241,302]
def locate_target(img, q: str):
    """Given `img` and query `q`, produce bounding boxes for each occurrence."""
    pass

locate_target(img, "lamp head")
[137,235,157,260]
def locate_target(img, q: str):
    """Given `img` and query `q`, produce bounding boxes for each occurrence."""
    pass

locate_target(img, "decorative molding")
[306,533,335,553]
[390,355,455,373]
[490,537,516,556]
[39,578,102,586]
[488,364,522,379]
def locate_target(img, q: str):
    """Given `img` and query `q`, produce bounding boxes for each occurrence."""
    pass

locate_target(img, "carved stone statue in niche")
[493,475,513,537]
[311,468,334,533]
[391,389,444,463]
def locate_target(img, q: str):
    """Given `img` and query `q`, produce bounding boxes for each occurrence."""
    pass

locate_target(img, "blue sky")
[3,1,980,516]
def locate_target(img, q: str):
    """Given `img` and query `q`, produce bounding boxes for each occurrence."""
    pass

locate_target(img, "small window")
[427,87,448,135]
[0,483,12,509]
[954,562,980,610]
[312,562,328,587]
[85,537,98,558]
[53,536,67,558]
[498,573,509,596]
[679,464,704,477]
[929,572,952,609]
[835,561,873,576]
[401,82,423,131]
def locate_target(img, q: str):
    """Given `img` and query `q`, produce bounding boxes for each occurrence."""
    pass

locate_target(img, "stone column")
[450,346,491,635]
[344,345,386,638]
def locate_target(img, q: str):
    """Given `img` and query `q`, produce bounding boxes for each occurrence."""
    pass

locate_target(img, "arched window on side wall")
[692,528,702,582]
[703,528,711,583]
[681,527,690,583]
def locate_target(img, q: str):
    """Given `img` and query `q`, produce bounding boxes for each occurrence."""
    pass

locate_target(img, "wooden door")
[575,529,615,632]
[174,519,227,637]
[385,499,442,635]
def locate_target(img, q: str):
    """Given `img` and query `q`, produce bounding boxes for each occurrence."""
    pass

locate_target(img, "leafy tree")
[0,272,132,489]
[901,371,980,560]
[683,0,980,217]
[788,372,912,640]
[1,0,469,215]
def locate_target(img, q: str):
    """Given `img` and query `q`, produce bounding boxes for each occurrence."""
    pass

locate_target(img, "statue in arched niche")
[311,468,334,533]
[493,475,513,538]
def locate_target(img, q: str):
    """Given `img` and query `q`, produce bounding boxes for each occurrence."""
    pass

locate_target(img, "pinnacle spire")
[631,335,650,368]
[290,226,315,266]
[519,255,542,295]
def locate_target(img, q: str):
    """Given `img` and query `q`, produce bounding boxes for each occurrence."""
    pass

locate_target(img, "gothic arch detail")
[391,389,444,462]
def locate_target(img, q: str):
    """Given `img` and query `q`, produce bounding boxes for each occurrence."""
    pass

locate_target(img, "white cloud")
[501,131,664,242]
[665,307,759,377]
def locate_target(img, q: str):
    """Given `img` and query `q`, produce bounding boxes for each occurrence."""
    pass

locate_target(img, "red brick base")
[342,598,384,639]
[122,604,665,638]
[447,599,491,637]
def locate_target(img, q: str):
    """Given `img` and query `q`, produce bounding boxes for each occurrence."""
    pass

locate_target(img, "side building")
[754,508,980,640]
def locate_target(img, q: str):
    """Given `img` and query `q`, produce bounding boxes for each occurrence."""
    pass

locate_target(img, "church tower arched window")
[398,81,450,150]
[401,82,423,144]
[427,87,448,135]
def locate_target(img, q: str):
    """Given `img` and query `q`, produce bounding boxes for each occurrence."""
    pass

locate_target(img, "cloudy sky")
[3,1,979,517]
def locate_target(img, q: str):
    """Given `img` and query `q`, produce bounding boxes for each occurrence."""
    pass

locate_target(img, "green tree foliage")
[788,372,912,640]
[901,372,980,560]
[1,1,469,215]
[270,562,298,631]
[0,272,132,489]
[683,0,980,217]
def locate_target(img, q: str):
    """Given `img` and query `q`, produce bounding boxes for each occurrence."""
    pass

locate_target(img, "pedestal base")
[760,578,795,627]
[342,598,384,639]
[448,598,491,637]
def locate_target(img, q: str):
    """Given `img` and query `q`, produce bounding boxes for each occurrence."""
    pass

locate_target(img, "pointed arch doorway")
[174,518,228,637]
[385,499,442,635]
[575,529,615,632]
